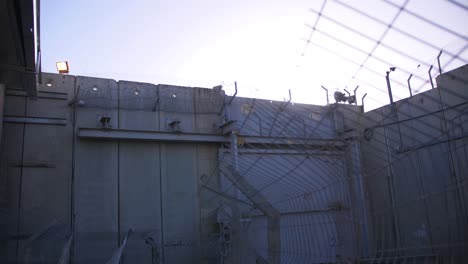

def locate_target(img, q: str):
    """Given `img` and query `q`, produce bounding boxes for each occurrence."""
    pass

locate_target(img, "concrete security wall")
[1,65,466,263]
[356,65,468,260]
[1,74,75,263]
[0,73,227,263]
[0,71,356,263]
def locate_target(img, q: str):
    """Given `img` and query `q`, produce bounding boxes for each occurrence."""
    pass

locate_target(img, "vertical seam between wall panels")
[195,145,201,257]
[117,81,121,252]
[15,94,27,262]
[71,77,78,264]
[193,90,197,133]
[383,125,402,252]
[157,85,165,263]
[193,91,201,254]
[408,101,435,254]
[158,145,165,264]
[437,87,467,230]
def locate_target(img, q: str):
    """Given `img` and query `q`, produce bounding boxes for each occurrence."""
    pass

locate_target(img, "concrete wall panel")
[38,73,75,95]
[196,144,220,263]
[76,76,118,128]
[26,97,69,119]
[18,123,72,262]
[194,88,223,134]
[74,140,118,264]
[437,64,468,107]
[118,81,159,131]
[158,85,195,133]
[0,123,24,263]
[4,95,25,116]
[119,141,162,264]
[161,143,200,264]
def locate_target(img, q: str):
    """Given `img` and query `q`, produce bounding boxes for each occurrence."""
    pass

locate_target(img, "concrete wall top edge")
[232,95,344,111]
[364,64,468,116]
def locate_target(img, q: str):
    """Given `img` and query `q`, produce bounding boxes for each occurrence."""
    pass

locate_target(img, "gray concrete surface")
[0,65,467,263]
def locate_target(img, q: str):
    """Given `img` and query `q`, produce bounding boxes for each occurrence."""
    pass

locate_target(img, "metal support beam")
[219,165,280,264]
[78,128,346,147]
[221,148,343,155]
[6,89,68,100]
[79,128,227,143]
[239,135,346,147]
[202,185,252,207]
[3,116,67,126]
[251,206,345,218]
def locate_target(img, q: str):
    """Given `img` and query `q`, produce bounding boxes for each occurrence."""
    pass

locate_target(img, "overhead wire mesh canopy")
[205,0,468,263]
[300,0,467,111]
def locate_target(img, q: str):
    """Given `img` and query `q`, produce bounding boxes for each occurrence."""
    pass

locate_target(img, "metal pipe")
[383,127,402,249]
[286,89,292,104]
[348,140,370,257]
[353,85,359,105]
[361,93,367,112]
[407,74,413,97]
[437,50,443,75]
[36,0,42,85]
[36,50,42,84]
[321,85,329,105]
[281,89,292,109]
[227,81,238,105]
[428,65,434,89]
[343,89,351,96]
[385,70,395,105]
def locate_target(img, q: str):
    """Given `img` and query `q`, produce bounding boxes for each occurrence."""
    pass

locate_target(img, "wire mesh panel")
[354,68,468,262]
[217,151,354,263]
[209,64,468,263]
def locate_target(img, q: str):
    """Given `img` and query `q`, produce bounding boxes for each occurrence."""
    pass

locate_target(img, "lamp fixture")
[56,61,70,74]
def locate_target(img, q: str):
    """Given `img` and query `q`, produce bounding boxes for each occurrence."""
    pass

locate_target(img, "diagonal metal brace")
[219,165,280,264]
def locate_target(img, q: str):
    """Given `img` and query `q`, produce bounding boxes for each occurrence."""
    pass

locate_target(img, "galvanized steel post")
[349,140,370,258]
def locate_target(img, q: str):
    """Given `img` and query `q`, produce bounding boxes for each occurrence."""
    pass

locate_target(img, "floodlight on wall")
[56,61,70,74]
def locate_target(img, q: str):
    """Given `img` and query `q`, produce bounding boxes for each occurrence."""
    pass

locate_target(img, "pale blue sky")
[41,0,468,110]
